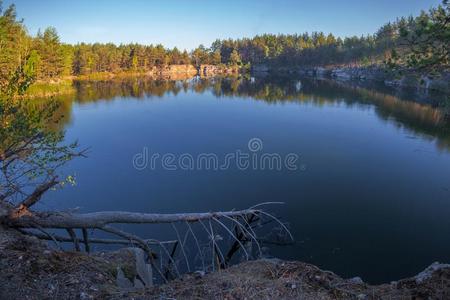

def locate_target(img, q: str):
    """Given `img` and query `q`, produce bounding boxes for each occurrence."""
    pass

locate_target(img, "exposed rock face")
[157,64,198,76]
[330,66,388,82]
[251,64,449,94]
[200,64,239,76]
[385,72,450,94]
[303,66,449,94]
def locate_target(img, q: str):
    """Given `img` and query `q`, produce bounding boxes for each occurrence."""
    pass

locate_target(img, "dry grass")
[123,259,450,300]
[1,226,449,299]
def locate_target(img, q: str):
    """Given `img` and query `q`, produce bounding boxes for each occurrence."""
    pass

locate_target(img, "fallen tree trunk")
[0,200,291,283]
[2,209,260,228]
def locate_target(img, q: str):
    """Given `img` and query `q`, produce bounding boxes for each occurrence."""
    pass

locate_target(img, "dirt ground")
[1,226,449,299]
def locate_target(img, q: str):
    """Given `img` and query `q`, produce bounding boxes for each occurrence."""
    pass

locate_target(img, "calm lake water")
[43,76,450,284]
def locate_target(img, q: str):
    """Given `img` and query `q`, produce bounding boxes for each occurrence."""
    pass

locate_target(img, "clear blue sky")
[5,0,442,50]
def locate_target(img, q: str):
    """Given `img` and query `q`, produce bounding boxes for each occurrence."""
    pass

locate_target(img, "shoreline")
[1,226,449,299]
[21,64,241,99]
[253,65,450,94]
[22,64,450,100]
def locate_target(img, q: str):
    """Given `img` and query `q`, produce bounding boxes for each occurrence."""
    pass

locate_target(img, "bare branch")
[212,216,249,260]
[66,228,80,251]
[82,228,90,253]
[20,229,178,246]
[18,177,59,209]
[172,223,191,272]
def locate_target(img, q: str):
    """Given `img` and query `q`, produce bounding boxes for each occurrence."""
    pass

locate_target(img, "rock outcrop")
[385,72,450,94]
[330,66,389,82]
[250,64,449,94]
[200,64,239,76]
[157,64,198,76]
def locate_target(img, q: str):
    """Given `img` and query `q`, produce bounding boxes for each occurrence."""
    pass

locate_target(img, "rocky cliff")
[156,64,198,76]
[251,64,450,94]
[200,64,240,77]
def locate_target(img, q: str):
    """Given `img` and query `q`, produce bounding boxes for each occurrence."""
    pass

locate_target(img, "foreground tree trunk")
[0,200,291,283]
[2,208,260,228]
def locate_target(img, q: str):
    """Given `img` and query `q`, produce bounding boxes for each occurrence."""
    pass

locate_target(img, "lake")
[42,75,450,284]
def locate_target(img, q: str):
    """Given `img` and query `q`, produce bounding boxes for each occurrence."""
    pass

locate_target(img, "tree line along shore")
[1,1,448,95]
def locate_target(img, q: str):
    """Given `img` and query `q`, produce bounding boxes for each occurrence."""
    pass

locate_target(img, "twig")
[82,228,90,253]
[172,223,191,272]
[66,228,80,251]
[185,221,205,271]
[212,216,249,260]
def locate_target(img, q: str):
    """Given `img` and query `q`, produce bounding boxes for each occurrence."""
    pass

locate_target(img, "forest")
[0,1,448,90]
[1,1,450,298]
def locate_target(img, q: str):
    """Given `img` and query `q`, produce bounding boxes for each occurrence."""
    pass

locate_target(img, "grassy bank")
[21,65,197,98]
[23,79,76,99]
[21,73,154,99]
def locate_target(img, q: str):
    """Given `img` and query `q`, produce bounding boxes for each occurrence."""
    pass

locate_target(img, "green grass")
[24,79,76,98]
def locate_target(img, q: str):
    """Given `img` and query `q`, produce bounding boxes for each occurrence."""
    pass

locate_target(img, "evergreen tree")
[229,49,241,66]
[398,0,449,72]
[0,3,30,91]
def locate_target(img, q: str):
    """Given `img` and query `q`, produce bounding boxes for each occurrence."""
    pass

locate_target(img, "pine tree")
[229,49,241,66]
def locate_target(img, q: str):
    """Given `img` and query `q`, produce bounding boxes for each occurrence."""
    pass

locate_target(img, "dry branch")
[19,229,178,246]
[19,177,59,209]
[3,209,260,229]
[1,201,292,282]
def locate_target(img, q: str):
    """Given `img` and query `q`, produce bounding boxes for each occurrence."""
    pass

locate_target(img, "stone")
[414,262,450,284]
[116,267,133,289]
[348,276,364,284]
[133,278,145,288]
[131,248,153,287]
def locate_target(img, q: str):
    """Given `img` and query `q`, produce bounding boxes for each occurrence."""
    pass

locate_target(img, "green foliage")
[24,50,41,79]
[229,49,241,66]
[0,3,31,92]
[0,46,80,204]
[23,80,75,98]
[397,0,449,72]
[0,1,448,84]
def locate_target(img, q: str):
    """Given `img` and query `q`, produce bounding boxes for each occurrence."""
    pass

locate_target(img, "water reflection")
[36,75,450,284]
[45,75,450,150]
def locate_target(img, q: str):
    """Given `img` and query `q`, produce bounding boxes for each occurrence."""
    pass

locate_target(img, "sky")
[4,0,442,50]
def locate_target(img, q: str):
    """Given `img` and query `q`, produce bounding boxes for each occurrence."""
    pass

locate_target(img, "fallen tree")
[0,200,292,283]
[2,207,262,228]
[0,58,293,284]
